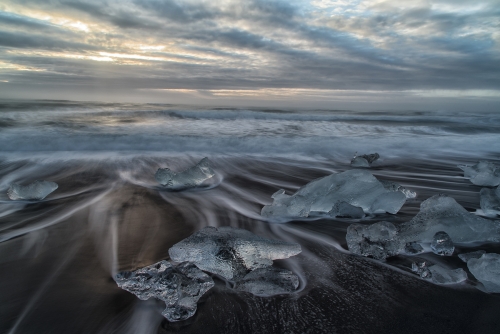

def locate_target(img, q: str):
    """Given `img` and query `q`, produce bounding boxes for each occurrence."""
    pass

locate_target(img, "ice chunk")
[430,231,454,256]
[350,153,379,167]
[458,250,486,263]
[115,260,214,322]
[458,161,500,186]
[398,194,500,244]
[168,226,301,280]
[346,221,403,260]
[262,170,408,219]
[155,157,215,190]
[235,267,299,296]
[411,261,432,279]
[428,265,467,285]
[467,253,500,292]
[480,187,500,216]
[379,180,417,199]
[328,201,365,218]
[7,180,58,200]
[411,262,467,284]
[404,242,424,255]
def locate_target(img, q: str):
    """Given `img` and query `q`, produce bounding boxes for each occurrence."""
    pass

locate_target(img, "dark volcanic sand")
[1,155,500,334]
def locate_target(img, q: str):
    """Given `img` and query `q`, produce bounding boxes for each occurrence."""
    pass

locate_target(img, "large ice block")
[398,194,500,244]
[467,253,500,293]
[458,161,500,186]
[168,226,301,280]
[235,267,299,296]
[155,157,215,190]
[480,187,500,216]
[346,221,403,260]
[7,180,58,200]
[458,250,486,263]
[350,153,380,167]
[115,260,214,322]
[261,170,409,219]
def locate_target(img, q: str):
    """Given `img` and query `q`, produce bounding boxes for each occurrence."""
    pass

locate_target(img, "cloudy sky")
[0,0,499,109]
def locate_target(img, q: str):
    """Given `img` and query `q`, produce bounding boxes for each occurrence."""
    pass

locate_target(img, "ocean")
[0,100,499,333]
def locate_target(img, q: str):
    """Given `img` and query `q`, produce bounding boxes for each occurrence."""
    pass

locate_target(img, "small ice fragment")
[7,180,58,200]
[346,221,403,260]
[115,260,214,322]
[380,180,417,199]
[427,265,467,285]
[480,187,500,216]
[155,157,215,190]
[467,253,500,293]
[262,170,408,219]
[398,194,500,244]
[351,153,379,167]
[430,231,454,256]
[458,250,486,263]
[328,201,365,218]
[235,267,299,296]
[458,161,500,186]
[404,242,424,254]
[411,261,432,278]
[168,226,301,280]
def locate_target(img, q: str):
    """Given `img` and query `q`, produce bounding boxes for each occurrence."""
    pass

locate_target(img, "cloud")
[0,0,498,109]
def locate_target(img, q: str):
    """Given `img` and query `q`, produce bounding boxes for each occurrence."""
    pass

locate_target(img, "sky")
[0,0,499,110]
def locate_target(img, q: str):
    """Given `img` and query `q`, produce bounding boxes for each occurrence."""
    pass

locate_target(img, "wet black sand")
[1,155,500,334]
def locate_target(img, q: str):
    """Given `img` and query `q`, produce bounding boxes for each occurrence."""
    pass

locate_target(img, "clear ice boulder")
[458,161,500,186]
[458,250,486,263]
[262,170,410,219]
[398,194,500,244]
[7,180,58,200]
[467,253,500,293]
[115,260,214,322]
[411,261,467,284]
[168,226,301,280]
[480,186,500,216]
[155,157,215,190]
[430,231,454,256]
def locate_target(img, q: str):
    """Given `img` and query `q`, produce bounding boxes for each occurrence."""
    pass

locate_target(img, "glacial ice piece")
[427,265,467,285]
[430,231,454,256]
[458,161,500,186]
[404,242,424,255]
[155,157,215,190]
[328,201,365,218]
[7,180,58,200]
[411,262,467,284]
[168,226,301,280]
[350,153,379,167]
[261,170,408,219]
[379,180,417,199]
[411,261,432,279]
[458,250,486,263]
[480,187,500,216]
[398,195,500,244]
[115,260,214,322]
[467,253,500,293]
[235,267,299,296]
[346,221,403,260]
